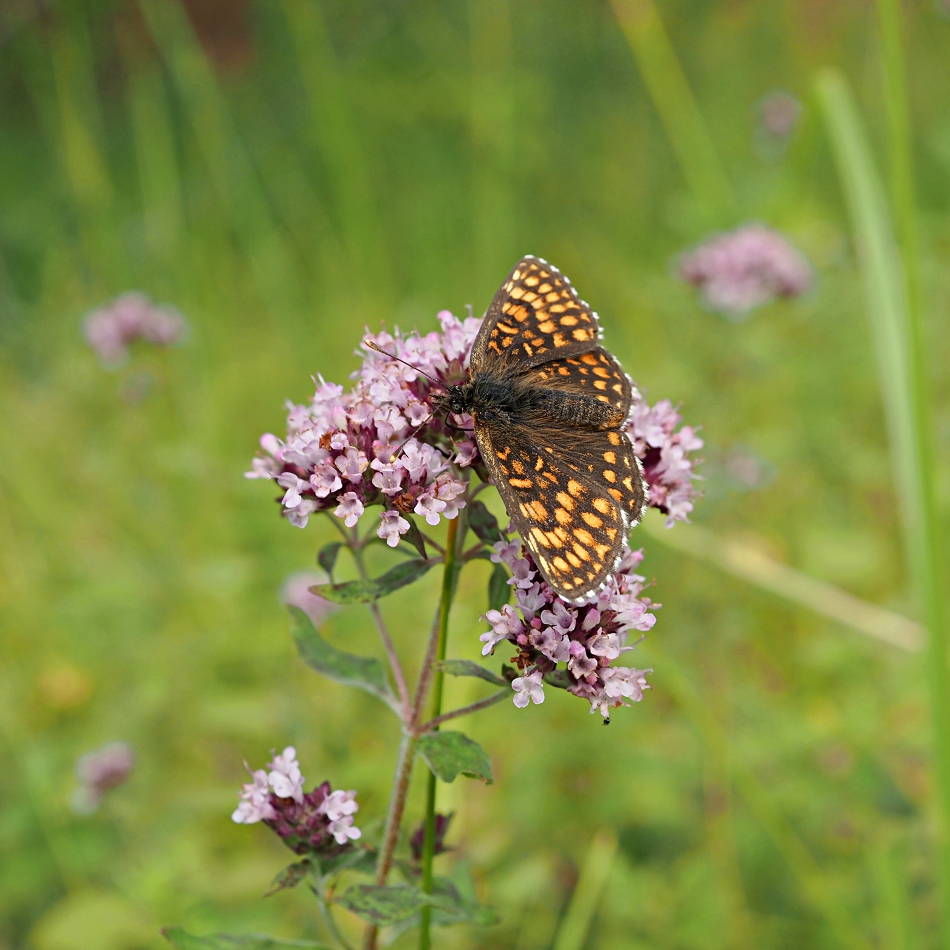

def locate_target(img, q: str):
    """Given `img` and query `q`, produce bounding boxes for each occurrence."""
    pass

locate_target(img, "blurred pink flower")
[279,571,338,628]
[677,223,812,317]
[83,292,188,367]
[757,90,801,145]
[71,740,135,814]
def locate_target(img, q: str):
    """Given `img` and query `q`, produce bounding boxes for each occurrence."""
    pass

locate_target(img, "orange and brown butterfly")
[439,255,647,603]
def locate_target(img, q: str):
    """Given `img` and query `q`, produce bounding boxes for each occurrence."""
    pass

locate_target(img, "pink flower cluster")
[484,541,655,722]
[628,399,703,526]
[677,223,812,317]
[246,311,481,541]
[232,746,361,855]
[248,310,702,539]
[71,740,135,814]
[83,292,188,366]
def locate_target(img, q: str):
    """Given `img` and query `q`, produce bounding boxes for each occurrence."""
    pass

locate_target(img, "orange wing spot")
[555,507,572,525]
[607,431,621,446]
[622,476,634,491]
[501,337,513,348]
[537,319,556,333]
[535,456,544,471]
[553,556,570,572]
[545,291,560,302]
[560,314,578,326]
[593,367,610,378]
[546,531,565,549]
[530,527,548,547]
[612,383,624,394]
[606,527,618,541]
[573,542,591,561]
[561,579,574,590]
[566,552,582,568]
[608,488,622,502]
[572,328,591,341]
[523,292,539,303]
[603,470,616,483]
[511,271,523,282]
[567,479,584,497]
[558,366,570,376]
[498,322,518,335]
[550,304,566,313]
[538,283,553,294]
[513,306,530,322]
[531,501,548,520]
[603,451,617,464]
[593,380,607,390]
[594,543,610,560]
[496,446,511,459]
[523,342,534,357]
[553,332,568,348]
[512,460,526,475]
[542,471,558,484]
[582,512,603,528]
[510,477,533,489]
[592,497,611,515]
[525,275,540,287]
[580,353,599,365]
[556,491,575,510]
[574,528,594,546]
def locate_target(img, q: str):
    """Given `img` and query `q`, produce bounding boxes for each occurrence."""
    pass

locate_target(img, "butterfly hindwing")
[524,347,633,424]
[471,256,602,375]
[475,419,644,602]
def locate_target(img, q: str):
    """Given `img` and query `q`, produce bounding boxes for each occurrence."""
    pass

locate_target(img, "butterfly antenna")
[364,340,447,390]
[386,416,436,464]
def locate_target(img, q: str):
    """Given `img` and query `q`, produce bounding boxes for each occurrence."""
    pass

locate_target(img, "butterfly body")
[449,255,647,604]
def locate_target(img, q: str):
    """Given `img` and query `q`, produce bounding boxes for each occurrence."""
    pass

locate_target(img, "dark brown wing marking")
[471,256,601,375]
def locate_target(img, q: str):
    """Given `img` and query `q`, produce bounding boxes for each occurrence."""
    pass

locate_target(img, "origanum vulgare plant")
[164,300,701,950]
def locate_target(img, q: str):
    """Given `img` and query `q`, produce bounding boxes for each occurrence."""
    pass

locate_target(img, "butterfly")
[440,255,647,602]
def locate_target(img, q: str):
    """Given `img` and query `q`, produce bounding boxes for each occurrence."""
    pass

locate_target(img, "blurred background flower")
[71,741,135,814]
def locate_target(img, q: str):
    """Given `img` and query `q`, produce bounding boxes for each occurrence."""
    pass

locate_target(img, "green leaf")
[264,859,311,897]
[289,607,395,710]
[335,884,433,925]
[468,499,503,545]
[309,558,433,604]
[416,731,493,784]
[162,929,331,949]
[436,659,507,688]
[488,562,510,611]
[400,517,428,559]
[385,876,498,939]
[316,542,343,580]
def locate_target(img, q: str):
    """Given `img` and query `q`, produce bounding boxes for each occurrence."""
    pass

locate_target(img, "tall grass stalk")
[655,644,873,950]
[550,830,617,950]
[816,67,950,946]
[608,0,735,222]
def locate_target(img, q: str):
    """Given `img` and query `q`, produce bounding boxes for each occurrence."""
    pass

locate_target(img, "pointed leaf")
[468,499,503,545]
[264,859,311,897]
[316,847,377,879]
[435,659,506,688]
[316,542,343,580]
[400,517,428,559]
[488,562,510,611]
[290,607,395,710]
[309,558,433,604]
[335,884,433,925]
[416,731,493,784]
[162,929,331,949]
[543,669,572,690]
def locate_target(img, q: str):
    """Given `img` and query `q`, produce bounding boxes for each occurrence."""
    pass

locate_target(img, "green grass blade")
[280,0,393,303]
[817,66,950,947]
[551,830,617,950]
[137,0,305,313]
[609,0,735,222]
[655,645,873,950]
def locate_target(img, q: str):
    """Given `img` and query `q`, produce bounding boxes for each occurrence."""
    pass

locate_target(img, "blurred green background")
[1,0,949,948]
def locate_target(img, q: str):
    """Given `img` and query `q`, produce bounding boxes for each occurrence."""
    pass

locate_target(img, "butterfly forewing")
[475,421,643,602]
[472,256,602,374]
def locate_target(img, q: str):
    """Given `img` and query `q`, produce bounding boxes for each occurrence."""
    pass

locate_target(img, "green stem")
[314,881,355,950]
[419,514,463,949]
[875,1,950,941]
